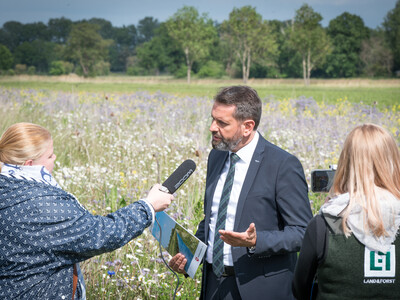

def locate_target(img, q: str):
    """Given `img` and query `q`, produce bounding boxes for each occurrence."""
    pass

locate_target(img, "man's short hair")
[214,85,262,130]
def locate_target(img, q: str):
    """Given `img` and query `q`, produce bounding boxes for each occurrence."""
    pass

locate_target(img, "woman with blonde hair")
[0,122,174,300]
[293,123,400,299]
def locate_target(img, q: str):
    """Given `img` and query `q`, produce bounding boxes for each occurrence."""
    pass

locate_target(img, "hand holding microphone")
[147,184,174,212]
[147,159,196,212]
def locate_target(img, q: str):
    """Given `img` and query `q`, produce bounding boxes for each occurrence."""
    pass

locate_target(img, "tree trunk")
[80,59,88,77]
[242,48,251,84]
[184,47,191,84]
[302,56,307,85]
[242,58,247,84]
[306,49,311,86]
[187,65,191,84]
[246,51,251,83]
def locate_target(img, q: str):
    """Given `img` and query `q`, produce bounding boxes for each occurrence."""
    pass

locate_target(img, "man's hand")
[168,253,188,274]
[219,223,257,247]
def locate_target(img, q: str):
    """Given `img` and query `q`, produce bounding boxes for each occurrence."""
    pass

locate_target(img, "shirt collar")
[231,131,259,164]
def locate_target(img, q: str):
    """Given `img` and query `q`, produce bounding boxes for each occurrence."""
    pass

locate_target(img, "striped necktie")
[212,152,240,277]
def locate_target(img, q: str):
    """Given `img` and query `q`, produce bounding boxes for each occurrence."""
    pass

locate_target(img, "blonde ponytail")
[0,123,52,166]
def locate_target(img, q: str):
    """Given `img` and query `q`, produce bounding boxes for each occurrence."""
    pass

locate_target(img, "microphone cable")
[151,159,196,298]
[155,216,180,300]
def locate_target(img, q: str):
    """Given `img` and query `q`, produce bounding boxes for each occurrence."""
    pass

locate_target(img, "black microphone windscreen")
[162,159,196,194]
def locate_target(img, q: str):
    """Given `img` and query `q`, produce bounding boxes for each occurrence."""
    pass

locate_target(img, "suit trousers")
[205,262,241,300]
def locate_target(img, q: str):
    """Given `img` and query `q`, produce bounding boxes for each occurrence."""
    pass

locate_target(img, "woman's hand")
[147,184,174,212]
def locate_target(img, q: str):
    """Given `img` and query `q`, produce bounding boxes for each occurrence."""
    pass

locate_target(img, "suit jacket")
[196,134,312,299]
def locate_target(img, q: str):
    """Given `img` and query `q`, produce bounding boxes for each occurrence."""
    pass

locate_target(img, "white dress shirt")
[206,132,259,266]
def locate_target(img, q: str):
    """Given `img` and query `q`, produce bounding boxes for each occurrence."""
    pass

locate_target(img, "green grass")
[1,75,399,108]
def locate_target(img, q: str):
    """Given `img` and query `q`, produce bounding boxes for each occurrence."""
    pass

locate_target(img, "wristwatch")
[248,245,256,252]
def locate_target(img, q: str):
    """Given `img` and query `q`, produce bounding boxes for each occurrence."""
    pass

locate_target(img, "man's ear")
[242,119,255,136]
[24,160,33,166]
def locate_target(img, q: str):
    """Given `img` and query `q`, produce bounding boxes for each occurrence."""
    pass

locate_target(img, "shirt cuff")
[141,199,155,225]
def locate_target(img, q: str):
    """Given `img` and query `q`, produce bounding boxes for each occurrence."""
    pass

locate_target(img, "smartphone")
[311,169,335,193]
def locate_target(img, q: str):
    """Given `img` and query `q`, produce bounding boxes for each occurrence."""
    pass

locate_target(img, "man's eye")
[218,121,227,127]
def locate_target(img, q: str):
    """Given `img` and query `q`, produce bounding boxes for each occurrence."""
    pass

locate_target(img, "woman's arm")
[292,215,327,300]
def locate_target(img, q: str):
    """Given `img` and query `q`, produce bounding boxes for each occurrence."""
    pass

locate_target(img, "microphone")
[161,159,196,194]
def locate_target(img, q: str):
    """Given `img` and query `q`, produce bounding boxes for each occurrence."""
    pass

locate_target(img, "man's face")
[209,103,244,152]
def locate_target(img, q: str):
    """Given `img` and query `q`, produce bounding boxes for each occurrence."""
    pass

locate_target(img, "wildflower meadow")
[0,86,399,299]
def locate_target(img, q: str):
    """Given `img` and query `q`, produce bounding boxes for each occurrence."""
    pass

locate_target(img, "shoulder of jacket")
[321,212,343,234]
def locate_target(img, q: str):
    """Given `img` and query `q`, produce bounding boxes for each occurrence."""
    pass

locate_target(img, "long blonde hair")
[331,123,400,237]
[0,122,52,167]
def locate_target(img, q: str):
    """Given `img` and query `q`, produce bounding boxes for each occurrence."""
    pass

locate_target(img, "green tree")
[220,6,277,83]
[137,17,160,44]
[83,18,134,72]
[135,23,183,75]
[289,4,331,85]
[48,17,73,43]
[22,22,50,42]
[0,21,24,51]
[326,13,369,77]
[269,20,302,78]
[87,18,114,39]
[65,23,112,77]
[383,0,400,73]
[361,30,393,77]
[0,21,51,52]
[0,44,13,70]
[213,22,237,77]
[136,37,169,75]
[109,25,137,72]
[14,40,55,72]
[166,6,217,83]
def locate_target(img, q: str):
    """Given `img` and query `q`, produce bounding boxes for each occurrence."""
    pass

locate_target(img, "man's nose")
[210,120,217,132]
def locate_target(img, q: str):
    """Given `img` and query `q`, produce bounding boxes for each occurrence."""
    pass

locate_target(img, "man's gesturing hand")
[219,223,257,248]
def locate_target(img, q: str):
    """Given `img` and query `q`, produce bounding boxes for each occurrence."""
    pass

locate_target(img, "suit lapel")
[204,150,229,240]
[234,137,266,231]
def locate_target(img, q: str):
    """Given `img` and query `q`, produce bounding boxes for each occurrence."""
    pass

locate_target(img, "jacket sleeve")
[292,215,327,300]
[35,192,153,262]
[253,155,313,256]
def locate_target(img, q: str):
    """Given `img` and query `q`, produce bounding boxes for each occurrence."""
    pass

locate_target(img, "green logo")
[370,251,391,271]
[364,246,395,277]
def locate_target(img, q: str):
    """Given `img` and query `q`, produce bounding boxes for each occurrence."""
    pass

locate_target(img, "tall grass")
[1,75,399,108]
[0,85,399,299]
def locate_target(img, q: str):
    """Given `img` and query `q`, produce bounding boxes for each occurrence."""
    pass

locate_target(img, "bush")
[63,62,74,74]
[92,61,110,76]
[49,61,74,76]
[74,61,109,77]
[197,61,225,78]
[126,66,148,76]
[49,61,65,75]
[27,66,36,75]
[14,64,27,74]
[173,64,187,78]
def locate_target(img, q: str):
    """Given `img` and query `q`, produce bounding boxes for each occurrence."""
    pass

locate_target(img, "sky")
[0,0,397,29]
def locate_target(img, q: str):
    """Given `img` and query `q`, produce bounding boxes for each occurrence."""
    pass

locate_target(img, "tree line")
[0,2,399,84]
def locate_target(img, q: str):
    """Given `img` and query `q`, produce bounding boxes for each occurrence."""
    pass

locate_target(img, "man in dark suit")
[169,86,312,299]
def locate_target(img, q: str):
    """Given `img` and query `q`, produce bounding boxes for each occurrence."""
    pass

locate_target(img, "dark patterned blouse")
[0,175,152,299]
